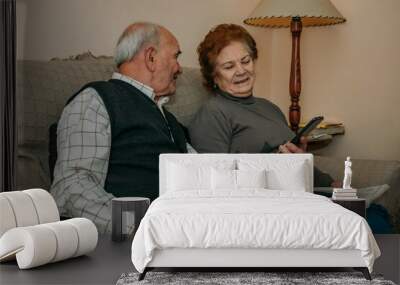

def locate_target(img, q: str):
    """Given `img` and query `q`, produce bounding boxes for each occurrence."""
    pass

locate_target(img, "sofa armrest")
[315,156,400,232]
[17,146,51,190]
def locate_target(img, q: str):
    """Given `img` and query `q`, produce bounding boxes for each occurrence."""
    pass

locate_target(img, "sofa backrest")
[16,59,212,190]
[16,59,212,147]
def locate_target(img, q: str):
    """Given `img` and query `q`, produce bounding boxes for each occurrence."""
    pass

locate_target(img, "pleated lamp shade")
[244,0,346,28]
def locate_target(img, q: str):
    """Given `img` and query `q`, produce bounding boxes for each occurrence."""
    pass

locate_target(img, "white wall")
[267,0,400,160]
[17,0,400,160]
[16,0,271,105]
[17,0,261,66]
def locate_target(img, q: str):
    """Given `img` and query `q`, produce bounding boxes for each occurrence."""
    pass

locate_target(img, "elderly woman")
[188,24,334,187]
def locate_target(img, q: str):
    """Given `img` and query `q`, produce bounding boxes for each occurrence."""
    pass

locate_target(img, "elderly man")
[50,22,192,233]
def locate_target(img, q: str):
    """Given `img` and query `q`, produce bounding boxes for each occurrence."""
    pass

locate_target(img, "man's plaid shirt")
[50,73,195,233]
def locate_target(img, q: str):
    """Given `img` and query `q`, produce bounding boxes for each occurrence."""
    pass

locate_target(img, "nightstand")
[331,198,366,218]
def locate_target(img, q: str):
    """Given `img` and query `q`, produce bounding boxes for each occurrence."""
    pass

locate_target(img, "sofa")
[15,55,400,233]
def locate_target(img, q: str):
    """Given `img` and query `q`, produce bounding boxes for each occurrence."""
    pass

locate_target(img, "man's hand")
[278,136,308,153]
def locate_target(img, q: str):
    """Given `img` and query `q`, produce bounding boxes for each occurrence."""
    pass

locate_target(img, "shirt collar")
[112,72,156,101]
[157,96,170,108]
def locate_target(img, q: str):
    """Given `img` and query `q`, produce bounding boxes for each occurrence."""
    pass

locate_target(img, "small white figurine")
[342,156,353,189]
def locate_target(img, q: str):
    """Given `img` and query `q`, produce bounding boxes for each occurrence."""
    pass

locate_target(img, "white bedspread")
[131,190,380,273]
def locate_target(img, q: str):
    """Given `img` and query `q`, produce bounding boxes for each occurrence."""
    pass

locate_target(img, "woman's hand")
[278,136,308,153]
[331,180,342,188]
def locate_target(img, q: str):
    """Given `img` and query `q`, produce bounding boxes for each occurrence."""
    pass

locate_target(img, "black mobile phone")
[290,116,324,145]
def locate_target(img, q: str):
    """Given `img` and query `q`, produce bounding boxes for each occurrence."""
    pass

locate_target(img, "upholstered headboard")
[159,153,314,195]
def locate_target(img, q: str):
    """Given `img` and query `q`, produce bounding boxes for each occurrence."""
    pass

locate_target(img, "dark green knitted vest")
[67,79,188,200]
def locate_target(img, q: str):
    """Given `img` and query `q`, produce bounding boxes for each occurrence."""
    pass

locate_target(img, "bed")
[131,154,380,280]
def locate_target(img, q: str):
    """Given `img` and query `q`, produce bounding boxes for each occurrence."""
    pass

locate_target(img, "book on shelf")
[297,120,345,141]
[307,133,332,143]
[317,121,344,129]
[310,125,345,136]
[297,120,345,145]
[299,120,343,129]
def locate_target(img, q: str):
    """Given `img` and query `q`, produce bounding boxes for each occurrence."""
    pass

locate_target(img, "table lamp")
[244,0,346,133]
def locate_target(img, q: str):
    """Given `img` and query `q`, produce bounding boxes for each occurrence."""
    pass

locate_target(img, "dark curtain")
[0,0,17,192]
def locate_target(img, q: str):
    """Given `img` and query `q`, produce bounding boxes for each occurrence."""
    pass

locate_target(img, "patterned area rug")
[116,272,396,285]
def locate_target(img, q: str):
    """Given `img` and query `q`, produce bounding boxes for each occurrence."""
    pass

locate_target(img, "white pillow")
[238,158,309,192]
[166,160,235,192]
[211,168,236,190]
[167,163,210,191]
[237,169,267,189]
[266,161,307,191]
[211,169,267,190]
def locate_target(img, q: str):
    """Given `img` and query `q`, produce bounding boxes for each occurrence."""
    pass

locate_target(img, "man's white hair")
[114,22,161,67]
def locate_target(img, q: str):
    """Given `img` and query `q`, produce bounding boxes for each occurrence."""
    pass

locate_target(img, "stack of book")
[332,188,358,200]
[311,121,345,136]
[298,121,345,143]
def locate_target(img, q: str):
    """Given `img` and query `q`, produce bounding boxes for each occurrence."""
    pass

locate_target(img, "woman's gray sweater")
[188,91,333,187]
